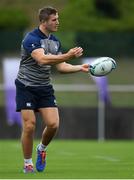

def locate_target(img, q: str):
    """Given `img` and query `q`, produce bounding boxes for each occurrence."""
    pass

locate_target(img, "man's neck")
[39,25,50,37]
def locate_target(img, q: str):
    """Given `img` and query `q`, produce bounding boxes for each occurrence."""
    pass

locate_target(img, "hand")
[80,64,89,72]
[67,47,83,58]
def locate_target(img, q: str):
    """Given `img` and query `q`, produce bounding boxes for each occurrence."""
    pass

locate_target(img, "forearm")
[56,63,81,73]
[31,47,83,65]
[38,53,72,65]
[31,49,72,65]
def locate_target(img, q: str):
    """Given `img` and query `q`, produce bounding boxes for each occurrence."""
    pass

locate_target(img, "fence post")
[98,97,105,141]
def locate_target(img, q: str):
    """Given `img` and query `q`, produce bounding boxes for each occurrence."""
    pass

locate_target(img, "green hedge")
[60,0,134,32]
[76,32,134,57]
[0,30,24,53]
[0,7,30,30]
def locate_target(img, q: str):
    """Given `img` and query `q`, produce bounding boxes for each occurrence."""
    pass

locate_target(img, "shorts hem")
[16,105,58,112]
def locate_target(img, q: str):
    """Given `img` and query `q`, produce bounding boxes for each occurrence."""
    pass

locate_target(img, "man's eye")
[52,19,56,21]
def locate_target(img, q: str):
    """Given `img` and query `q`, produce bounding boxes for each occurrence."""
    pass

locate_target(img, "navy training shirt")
[17,28,62,86]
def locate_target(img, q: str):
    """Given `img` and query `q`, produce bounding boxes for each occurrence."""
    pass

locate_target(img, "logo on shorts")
[54,99,57,106]
[26,102,31,107]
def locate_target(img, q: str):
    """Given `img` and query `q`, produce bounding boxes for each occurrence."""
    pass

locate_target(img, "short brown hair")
[38,6,58,22]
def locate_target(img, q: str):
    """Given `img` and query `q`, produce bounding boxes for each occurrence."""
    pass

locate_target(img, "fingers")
[74,47,83,53]
[68,47,83,58]
[81,64,89,72]
[82,64,89,68]
[74,47,83,57]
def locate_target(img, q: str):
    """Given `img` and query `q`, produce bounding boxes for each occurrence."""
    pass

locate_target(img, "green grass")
[54,91,134,107]
[0,140,134,179]
[55,91,98,107]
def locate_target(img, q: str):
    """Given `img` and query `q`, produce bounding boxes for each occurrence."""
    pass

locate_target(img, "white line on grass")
[58,151,75,156]
[94,155,120,162]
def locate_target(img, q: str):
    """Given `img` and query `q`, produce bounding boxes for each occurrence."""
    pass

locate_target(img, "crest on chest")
[40,39,59,54]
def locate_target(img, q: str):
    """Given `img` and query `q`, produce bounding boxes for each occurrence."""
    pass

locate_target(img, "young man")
[15,6,89,173]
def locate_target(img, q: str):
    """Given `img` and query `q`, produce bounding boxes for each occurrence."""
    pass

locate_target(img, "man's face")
[44,13,59,32]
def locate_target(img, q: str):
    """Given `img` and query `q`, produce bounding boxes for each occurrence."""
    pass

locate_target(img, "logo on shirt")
[31,44,35,48]
[55,45,58,51]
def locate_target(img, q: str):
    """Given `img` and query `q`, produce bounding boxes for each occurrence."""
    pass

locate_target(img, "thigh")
[39,107,59,127]
[21,110,36,126]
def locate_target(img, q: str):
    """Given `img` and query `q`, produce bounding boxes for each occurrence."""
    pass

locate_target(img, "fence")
[54,84,134,141]
[0,83,134,139]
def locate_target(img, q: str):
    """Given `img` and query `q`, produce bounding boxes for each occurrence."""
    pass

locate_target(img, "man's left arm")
[56,62,89,73]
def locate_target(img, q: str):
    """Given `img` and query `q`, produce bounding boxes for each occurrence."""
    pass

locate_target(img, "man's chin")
[51,29,58,32]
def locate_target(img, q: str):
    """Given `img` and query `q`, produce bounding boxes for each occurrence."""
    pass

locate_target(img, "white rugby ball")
[89,57,116,77]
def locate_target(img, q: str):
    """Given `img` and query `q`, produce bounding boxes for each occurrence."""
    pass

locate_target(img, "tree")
[60,0,134,32]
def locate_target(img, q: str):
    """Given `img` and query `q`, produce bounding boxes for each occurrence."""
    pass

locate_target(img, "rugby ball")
[89,57,116,77]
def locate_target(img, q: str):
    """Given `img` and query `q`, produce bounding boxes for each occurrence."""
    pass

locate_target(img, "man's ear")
[41,21,47,27]
[41,20,47,25]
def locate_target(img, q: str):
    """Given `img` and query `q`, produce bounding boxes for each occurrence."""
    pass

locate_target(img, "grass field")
[0,140,134,179]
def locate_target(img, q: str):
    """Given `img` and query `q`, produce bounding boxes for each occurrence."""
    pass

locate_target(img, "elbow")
[36,56,50,65]
[56,63,69,73]
[56,65,63,73]
[57,69,65,74]
[57,67,67,73]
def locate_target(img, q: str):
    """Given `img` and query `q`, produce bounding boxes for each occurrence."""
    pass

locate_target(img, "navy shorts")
[15,79,57,112]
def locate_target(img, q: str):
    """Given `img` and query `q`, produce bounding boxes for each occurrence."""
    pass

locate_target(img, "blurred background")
[0,0,134,140]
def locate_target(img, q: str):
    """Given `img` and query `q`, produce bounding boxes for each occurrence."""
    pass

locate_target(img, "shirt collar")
[35,27,51,39]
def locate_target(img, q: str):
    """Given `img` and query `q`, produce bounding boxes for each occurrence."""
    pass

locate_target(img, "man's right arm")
[31,47,83,65]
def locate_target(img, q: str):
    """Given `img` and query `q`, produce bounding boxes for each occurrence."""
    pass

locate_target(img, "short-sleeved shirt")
[17,28,62,86]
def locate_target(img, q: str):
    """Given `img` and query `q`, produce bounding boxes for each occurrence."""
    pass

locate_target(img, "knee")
[23,119,36,134]
[48,118,59,130]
